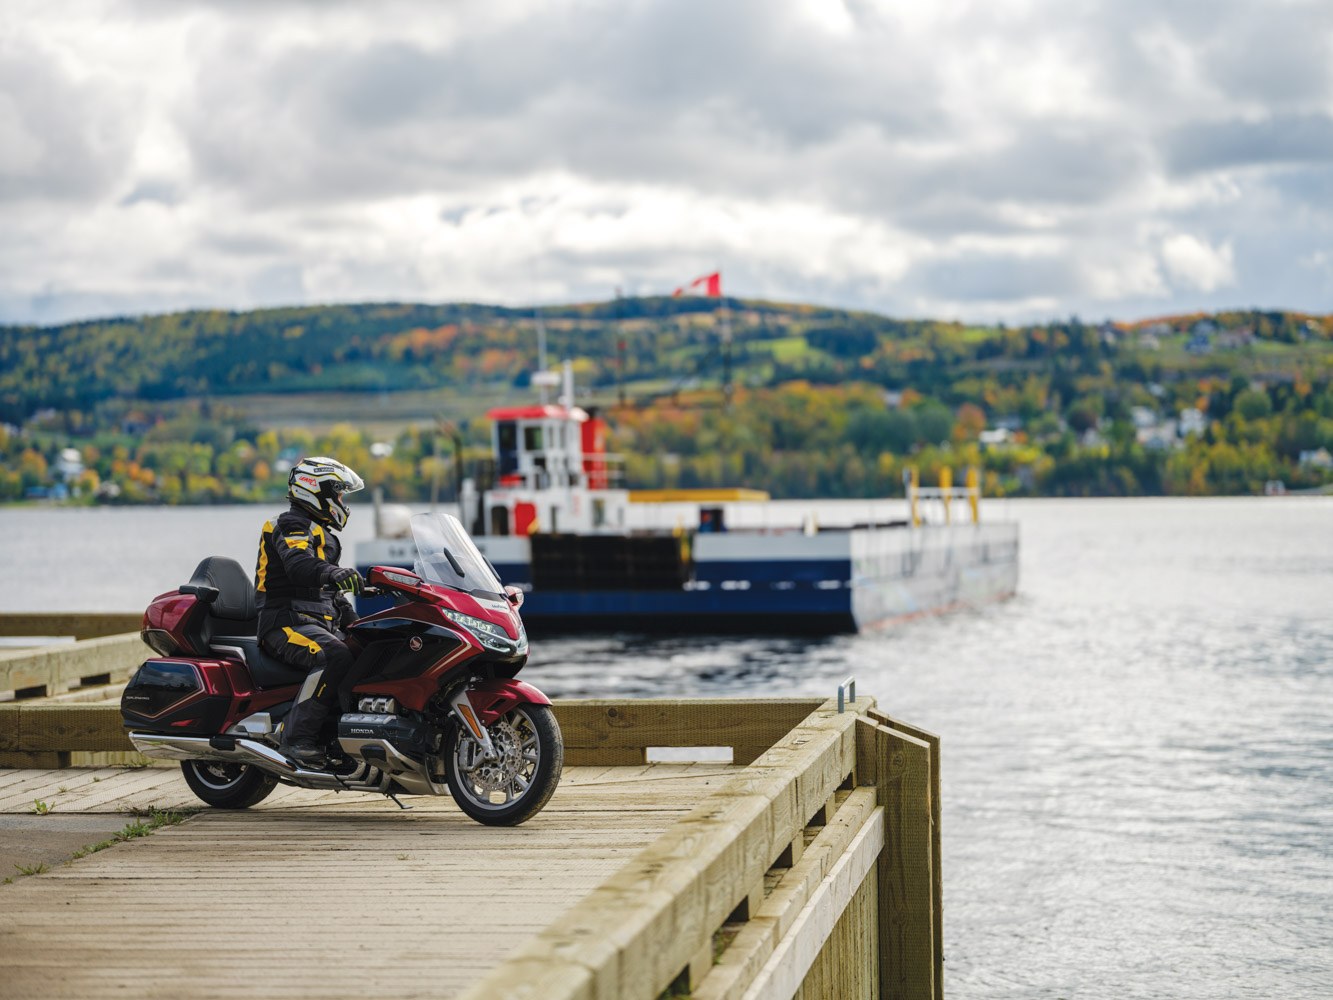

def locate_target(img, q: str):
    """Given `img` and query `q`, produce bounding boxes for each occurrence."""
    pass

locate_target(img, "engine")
[336,712,436,767]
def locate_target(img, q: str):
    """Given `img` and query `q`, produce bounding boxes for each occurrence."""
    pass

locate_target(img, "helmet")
[287,457,364,530]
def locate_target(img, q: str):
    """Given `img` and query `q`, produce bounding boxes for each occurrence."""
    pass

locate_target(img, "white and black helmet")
[287,457,364,530]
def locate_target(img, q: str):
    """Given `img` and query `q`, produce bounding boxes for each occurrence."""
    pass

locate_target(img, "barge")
[358,367,1018,634]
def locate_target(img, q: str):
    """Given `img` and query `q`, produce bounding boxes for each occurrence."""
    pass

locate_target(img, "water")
[2,498,1331,998]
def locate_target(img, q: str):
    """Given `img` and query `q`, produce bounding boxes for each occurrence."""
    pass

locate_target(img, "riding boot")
[281,698,333,765]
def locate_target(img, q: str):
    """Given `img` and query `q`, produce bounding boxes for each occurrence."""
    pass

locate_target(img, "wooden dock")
[0,627,942,1000]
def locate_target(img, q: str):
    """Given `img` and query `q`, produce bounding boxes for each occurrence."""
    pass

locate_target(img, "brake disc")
[460,719,524,792]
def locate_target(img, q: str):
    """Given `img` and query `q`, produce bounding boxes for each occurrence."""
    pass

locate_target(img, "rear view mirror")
[504,585,525,608]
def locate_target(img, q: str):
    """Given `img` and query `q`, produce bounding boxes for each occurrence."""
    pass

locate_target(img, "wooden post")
[938,467,952,524]
[859,719,934,1000]
[966,465,979,525]
[872,710,943,1000]
[908,467,920,528]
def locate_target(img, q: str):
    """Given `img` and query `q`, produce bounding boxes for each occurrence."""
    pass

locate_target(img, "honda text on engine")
[121,513,562,825]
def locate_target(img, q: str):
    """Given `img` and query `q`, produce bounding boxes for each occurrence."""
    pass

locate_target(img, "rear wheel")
[179,760,278,809]
[444,703,563,826]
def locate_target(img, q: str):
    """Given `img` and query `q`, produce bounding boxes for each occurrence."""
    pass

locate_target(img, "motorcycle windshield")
[411,512,506,600]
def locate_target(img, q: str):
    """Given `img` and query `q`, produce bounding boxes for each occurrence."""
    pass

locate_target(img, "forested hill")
[2,297,1332,501]
[1,297,844,419]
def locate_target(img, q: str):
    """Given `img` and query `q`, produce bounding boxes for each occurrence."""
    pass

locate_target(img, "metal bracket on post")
[837,675,856,713]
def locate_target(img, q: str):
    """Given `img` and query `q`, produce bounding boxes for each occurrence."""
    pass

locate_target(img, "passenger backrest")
[187,556,257,622]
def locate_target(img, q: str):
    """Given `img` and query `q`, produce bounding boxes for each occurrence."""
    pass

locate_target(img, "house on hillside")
[1130,406,1158,429]
[1216,326,1255,350]
[1299,448,1333,470]
[1179,408,1208,437]
[1185,331,1213,354]
[1136,421,1179,450]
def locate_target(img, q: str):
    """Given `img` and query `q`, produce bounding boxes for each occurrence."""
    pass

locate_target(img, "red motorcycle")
[121,513,562,826]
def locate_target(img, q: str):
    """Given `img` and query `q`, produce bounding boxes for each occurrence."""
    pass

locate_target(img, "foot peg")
[283,744,329,768]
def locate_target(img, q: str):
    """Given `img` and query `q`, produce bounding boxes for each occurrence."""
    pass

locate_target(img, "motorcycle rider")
[255,457,365,764]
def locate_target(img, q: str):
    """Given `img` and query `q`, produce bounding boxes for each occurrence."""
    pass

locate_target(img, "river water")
[2,497,1330,998]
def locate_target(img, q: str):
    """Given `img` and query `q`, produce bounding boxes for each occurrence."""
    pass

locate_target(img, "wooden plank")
[459,695,873,1000]
[552,699,822,751]
[694,788,877,1000]
[0,633,145,699]
[792,859,878,1000]
[873,722,934,1000]
[872,708,943,1000]
[17,704,134,752]
[0,704,18,752]
[0,763,726,1000]
[565,747,647,766]
[739,808,884,1000]
[0,613,142,640]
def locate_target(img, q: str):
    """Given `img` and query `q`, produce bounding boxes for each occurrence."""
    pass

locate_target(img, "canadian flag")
[672,271,721,297]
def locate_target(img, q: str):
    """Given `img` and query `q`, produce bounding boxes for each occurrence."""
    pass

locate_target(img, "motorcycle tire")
[179,760,279,809]
[444,703,563,827]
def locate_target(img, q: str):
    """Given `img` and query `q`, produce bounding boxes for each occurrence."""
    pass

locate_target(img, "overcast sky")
[3,0,1332,326]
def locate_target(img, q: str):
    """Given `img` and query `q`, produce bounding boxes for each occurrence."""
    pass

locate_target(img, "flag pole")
[720,271,732,409]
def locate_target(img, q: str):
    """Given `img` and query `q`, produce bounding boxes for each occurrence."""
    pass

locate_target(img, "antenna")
[536,308,549,405]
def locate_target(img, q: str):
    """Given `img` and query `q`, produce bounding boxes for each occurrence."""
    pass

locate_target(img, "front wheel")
[180,760,278,809]
[444,703,563,826]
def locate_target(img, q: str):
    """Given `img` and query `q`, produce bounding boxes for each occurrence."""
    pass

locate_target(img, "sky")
[3,0,1333,326]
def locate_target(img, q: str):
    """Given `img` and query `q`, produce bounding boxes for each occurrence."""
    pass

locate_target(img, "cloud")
[1,0,1333,325]
[0,36,136,203]
[1160,233,1235,293]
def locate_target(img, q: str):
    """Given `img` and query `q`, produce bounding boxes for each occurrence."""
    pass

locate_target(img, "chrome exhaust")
[127,731,344,789]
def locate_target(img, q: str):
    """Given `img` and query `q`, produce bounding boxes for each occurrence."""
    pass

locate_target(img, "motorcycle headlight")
[441,608,517,651]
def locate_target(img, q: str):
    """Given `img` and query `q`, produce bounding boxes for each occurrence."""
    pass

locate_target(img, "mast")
[536,308,549,405]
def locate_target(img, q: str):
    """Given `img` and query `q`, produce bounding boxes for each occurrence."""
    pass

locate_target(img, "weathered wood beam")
[0,612,142,640]
[871,707,943,1000]
[695,787,878,1000]
[859,717,935,1000]
[0,633,145,701]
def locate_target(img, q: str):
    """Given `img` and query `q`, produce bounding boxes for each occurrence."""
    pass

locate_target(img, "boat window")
[592,498,606,527]
[524,425,543,450]
[497,421,517,452]
[490,506,510,537]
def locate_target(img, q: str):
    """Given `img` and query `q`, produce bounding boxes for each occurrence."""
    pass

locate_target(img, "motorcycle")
[121,512,562,826]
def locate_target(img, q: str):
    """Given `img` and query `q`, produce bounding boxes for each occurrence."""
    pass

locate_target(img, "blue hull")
[357,522,1019,636]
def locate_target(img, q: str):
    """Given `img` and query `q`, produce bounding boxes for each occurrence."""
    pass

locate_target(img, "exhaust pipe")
[128,731,344,789]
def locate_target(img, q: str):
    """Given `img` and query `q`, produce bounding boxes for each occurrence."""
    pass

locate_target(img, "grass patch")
[67,808,199,863]
[30,799,53,815]
[13,861,49,876]
[746,335,812,363]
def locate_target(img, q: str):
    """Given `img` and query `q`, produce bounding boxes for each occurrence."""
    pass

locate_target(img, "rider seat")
[208,635,309,689]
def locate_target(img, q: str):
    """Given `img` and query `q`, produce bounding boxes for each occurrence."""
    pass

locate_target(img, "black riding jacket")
[254,506,352,636]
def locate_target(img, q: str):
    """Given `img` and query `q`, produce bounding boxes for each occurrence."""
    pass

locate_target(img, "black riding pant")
[261,623,354,712]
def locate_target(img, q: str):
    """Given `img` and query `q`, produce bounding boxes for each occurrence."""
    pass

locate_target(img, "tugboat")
[357,363,1019,635]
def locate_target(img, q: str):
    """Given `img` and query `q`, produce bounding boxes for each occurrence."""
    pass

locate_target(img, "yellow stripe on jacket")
[281,627,322,654]
[256,521,273,592]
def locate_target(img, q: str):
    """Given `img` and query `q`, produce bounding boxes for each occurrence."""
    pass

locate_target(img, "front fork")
[448,688,499,761]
